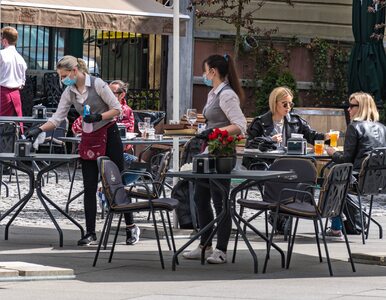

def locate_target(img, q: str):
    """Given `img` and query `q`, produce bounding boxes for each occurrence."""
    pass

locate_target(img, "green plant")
[331,44,349,106]
[254,46,298,116]
[208,128,242,156]
[308,38,331,102]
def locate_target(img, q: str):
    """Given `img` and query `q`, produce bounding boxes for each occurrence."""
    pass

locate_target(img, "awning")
[1,0,189,35]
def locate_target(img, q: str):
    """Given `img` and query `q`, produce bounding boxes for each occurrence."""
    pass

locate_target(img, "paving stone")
[0,262,74,277]
[0,268,19,277]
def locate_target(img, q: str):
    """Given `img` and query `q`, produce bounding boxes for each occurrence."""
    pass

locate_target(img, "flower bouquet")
[208,128,242,156]
[207,128,243,173]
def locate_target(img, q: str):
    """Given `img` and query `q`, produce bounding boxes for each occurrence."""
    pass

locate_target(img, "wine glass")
[186,109,197,129]
[138,122,146,139]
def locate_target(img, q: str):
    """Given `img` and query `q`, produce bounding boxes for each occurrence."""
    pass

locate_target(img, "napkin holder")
[193,155,216,174]
[32,105,47,119]
[287,137,307,155]
[117,124,127,139]
[15,139,32,157]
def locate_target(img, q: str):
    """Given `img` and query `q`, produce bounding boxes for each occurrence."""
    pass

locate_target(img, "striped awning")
[1,0,189,35]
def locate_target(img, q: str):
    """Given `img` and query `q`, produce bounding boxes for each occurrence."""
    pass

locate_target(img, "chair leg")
[340,216,356,273]
[318,218,333,276]
[103,214,114,250]
[166,211,179,266]
[109,213,123,263]
[355,189,366,244]
[160,211,171,251]
[93,212,112,267]
[366,195,373,239]
[314,219,323,263]
[286,217,298,269]
[232,206,244,264]
[263,208,279,273]
[151,209,165,269]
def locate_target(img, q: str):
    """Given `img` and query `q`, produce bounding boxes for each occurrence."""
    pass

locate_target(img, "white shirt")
[0,46,27,88]
[205,81,247,134]
[48,74,121,128]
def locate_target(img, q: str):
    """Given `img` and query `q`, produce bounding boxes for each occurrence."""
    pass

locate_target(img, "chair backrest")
[151,150,172,183]
[318,163,353,218]
[20,75,37,116]
[43,72,63,108]
[357,148,386,195]
[0,122,18,153]
[180,137,204,166]
[263,157,318,203]
[97,156,130,207]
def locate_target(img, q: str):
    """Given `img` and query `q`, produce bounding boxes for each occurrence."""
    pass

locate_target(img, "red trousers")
[0,86,24,133]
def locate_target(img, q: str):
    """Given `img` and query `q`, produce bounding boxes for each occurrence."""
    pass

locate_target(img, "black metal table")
[0,116,49,123]
[167,169,295,273]
[0,153,84,246]
[242,149,330,160]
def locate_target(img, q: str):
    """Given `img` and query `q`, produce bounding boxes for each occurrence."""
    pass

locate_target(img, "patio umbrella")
[348,0,386,106]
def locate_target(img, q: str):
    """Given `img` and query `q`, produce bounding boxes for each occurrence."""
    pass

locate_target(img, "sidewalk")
[0,214,386,300]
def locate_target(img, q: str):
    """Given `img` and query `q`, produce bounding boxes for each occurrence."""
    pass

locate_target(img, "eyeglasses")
[280,102,294,109]
[348,103,359,109]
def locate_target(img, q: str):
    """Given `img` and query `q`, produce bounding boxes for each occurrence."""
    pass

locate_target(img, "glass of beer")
[314,140,324,156]
[329,130,339,147]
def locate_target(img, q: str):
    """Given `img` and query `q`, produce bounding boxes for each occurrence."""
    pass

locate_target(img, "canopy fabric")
[1,0,189,35]
[348,0,386,106]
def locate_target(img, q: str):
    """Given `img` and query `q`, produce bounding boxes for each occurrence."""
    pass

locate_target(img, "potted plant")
[208,128,243,173]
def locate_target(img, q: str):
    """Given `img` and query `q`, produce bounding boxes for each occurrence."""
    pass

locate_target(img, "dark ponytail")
[202,54,245,105]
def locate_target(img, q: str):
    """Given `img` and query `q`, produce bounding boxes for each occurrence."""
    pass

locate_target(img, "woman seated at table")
[243,86,327,169]
[324,92,386,239]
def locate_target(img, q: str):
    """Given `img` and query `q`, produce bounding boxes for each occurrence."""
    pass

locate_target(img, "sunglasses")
[113,90,124,95]
[280,102,294,109]
[348,103,359,109]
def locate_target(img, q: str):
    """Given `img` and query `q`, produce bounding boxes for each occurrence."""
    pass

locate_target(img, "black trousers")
[81,123,133,234]
[194,178,231,252]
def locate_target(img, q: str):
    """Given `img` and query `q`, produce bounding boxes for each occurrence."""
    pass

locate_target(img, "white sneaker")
[206,248,227,264]
[182,245,213,260]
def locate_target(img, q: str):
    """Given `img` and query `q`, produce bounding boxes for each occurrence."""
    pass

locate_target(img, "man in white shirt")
[0,26,27,117]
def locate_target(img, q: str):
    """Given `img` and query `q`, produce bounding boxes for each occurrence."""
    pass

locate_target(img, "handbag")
[78,122,114,160]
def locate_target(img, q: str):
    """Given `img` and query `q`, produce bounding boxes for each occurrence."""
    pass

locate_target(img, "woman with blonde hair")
[325,92,386,239]
[327,92,386,169]
[26,55,140,246]
[244,86,326,168]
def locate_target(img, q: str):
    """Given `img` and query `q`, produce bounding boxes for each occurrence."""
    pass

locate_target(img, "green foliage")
[254,46,298,116]
[331,44,349,106]
[308,38,330,101]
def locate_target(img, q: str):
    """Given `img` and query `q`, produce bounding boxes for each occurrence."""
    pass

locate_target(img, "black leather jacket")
[246,111,325,147]
[332,120,386,170]
[243,111,325,168]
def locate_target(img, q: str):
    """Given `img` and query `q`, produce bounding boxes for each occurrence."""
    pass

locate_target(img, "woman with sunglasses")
[324,92,386,239]
[243,86,326,169]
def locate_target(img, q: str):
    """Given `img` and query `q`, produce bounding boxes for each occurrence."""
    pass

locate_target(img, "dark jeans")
[81,123,133,234]
[194,178,231,252]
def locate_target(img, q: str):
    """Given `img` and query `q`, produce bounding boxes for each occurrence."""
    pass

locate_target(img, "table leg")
[35,161,84,247]
[0,161,34,240]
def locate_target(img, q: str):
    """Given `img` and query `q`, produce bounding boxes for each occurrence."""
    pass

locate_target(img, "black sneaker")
[77,233,97,246]
[126,225,140,245]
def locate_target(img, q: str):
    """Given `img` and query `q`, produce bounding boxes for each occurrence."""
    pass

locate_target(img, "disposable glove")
[83,114,102,123]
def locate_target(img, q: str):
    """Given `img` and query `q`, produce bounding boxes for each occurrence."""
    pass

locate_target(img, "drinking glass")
[186,109,197,129]
[138,122,146,138]
[314,140,324,156]
[329,130,339,147]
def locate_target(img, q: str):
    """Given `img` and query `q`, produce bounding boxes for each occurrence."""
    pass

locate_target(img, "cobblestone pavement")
[1,166,385,229]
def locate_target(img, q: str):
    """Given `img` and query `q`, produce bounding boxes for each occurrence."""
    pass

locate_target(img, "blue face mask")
[203,74,213,87]
[62,75,77,86]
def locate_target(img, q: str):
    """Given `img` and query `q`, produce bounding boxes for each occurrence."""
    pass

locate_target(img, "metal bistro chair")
[93,156,179,269]
[0,122,21,200]
[353,147,386,243]
[233,157,318,264]
[264,163,355,276]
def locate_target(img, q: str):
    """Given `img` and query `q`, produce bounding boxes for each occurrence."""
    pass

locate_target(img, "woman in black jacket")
[243,86,326,168]
[325,92,386,239]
